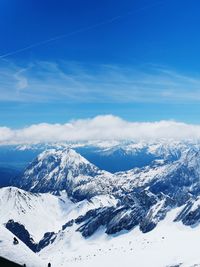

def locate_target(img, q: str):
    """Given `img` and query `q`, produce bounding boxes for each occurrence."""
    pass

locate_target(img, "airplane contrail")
[0,0,169,59]
[0,16,122,59]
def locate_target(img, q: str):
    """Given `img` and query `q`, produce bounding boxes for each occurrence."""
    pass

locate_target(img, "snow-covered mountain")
[2,143,200,266]
[17,148,106,195]
[14,147,200,234]
[0,186,73,241]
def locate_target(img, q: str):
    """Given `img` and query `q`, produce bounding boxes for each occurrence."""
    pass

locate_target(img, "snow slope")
[2,194,200,267]
[0,187,72,241]
[0,186,117,242]
[0,225,46,267]
[39,209,200,267]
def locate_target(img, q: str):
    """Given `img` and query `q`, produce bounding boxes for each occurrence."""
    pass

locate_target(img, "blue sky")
[1,0,200,127]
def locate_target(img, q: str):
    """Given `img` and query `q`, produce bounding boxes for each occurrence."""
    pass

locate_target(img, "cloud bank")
[1,115,200,144]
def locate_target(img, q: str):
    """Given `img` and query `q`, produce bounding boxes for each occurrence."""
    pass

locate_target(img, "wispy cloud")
[1,60,200,103]
[14,68,29,90]
[1,115,200,144]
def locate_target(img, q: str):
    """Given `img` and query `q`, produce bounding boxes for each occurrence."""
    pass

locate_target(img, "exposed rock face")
[6,220,37,252]
[37,232,56,252]
[5,220,57,252]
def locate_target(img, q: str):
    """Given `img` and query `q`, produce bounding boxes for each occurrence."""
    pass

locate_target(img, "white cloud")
[1,115,200,144]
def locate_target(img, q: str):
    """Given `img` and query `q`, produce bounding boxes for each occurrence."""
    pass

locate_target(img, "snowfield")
[0,225,46,267]
[36,209,200,267]
[2,212,200,267]
[39,209,200,267]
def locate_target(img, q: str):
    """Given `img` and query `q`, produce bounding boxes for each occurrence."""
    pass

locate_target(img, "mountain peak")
[0,186,34,201]
[38,148,89,165]
[17,148,102,194]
